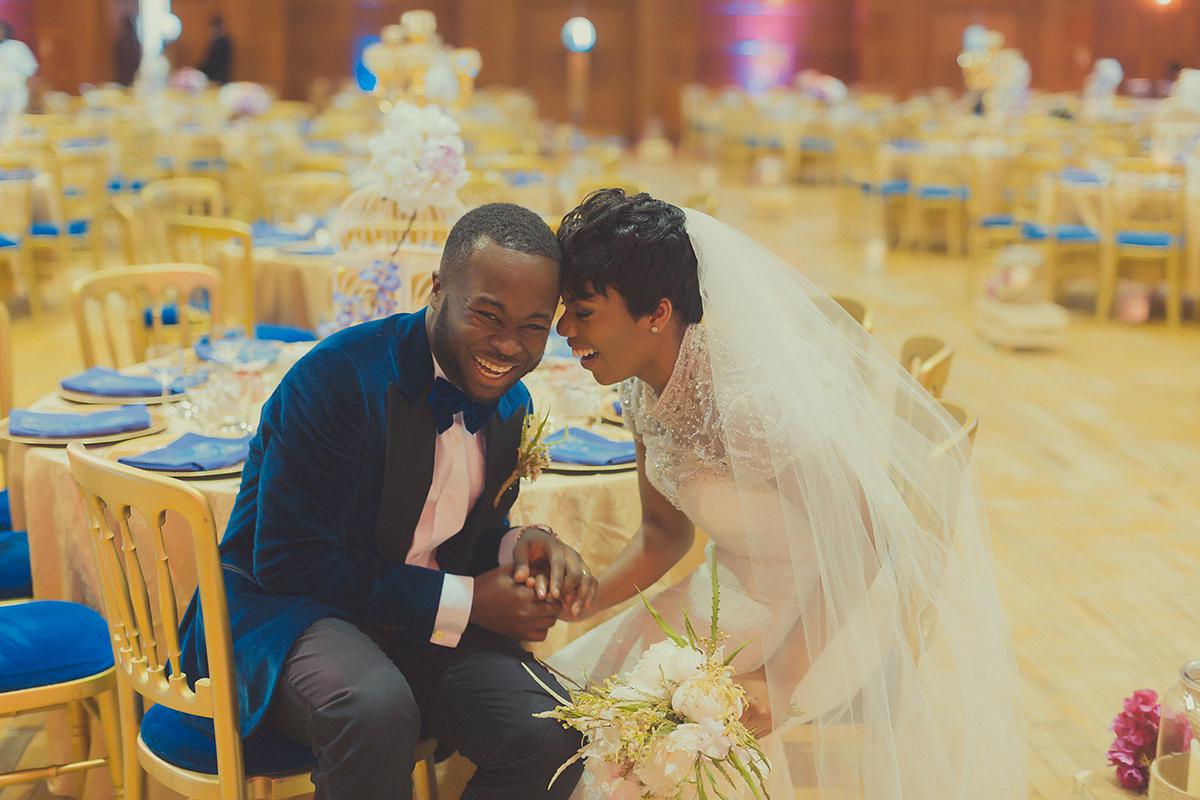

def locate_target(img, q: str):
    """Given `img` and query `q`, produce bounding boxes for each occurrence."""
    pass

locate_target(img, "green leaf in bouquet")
[636,586,689,648]
[728,748,769,800]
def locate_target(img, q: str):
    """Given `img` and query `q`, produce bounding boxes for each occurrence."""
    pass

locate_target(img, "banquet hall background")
[0,1,1199,800]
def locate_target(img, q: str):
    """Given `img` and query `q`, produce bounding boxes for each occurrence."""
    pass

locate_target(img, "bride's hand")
[735,666,773,737]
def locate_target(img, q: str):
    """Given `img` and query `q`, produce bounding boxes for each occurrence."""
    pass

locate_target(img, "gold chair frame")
[165,215,256,332]
[67,443,440,800]
[900,335,954,398]
[71,263,222,368]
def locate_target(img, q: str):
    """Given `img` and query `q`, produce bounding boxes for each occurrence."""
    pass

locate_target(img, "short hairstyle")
[440,202,561,281]
[557,189,702,324]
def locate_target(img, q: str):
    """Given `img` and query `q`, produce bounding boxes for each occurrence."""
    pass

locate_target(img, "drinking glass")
[143,343,185,405]
[209,321,249,367]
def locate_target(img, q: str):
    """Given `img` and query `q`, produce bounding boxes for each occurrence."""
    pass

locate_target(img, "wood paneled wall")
[12,0,1200,138]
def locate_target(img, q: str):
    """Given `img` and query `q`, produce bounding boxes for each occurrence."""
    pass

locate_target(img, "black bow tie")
[429,377,498,434]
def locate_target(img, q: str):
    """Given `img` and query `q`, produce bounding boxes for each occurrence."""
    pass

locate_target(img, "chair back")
[900,334,953,398]
[935,398,978,451]
[90,197,146,270]
[0,163,34,241]
[48,140,112,227]
[0,301,11,419]
[65,442,248,800]
[829,294,875,333]
[259,171,351,224]
[1110,157,1186,239]
[165,215,255,330]
[71,263,222,368]
[141,178,226,259]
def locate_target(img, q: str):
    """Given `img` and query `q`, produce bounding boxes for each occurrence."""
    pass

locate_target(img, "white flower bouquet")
[528,553,771,800]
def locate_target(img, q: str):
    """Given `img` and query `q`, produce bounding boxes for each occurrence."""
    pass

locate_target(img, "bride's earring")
[650,325,659,333]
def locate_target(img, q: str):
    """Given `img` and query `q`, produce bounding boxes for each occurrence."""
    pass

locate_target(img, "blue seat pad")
[0,234,20,248]
[141,703,315,776]
[0,487,11,530]
[0,600,112,691]
[0,529,31,600]
[30,219,89,237]
[916,184,969,200]
[1117,230,1175,247]
[980,213,1016,227]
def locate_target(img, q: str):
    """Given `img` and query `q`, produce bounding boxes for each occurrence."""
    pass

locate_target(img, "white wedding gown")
[548,323,1026,800]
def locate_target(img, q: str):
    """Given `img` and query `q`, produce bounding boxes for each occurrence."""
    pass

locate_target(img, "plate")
[544,460,637,475]
[598,397,623,426]
[0,409,168,446]
[59,388,189,405]
[103,434,246,479]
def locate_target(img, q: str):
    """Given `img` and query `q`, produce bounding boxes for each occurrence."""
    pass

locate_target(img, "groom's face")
[428,240,560,403]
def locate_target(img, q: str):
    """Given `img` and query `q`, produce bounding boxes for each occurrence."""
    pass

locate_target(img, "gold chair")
[935,398,979,449]
[259,171,351,224]
[165,215,255,332]
[0,162,35,314]
[66,442,440,800]
[0,599,124,796]
[90,197,145,271]
[899,138,969,256]
[71,263,222,368]
[140,178,226,260]
[900,335,953,398]
[1095,158,1186,326]
[829,294,875,333]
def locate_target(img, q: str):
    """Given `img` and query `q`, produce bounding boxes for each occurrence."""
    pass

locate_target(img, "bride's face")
[557,287,660,386]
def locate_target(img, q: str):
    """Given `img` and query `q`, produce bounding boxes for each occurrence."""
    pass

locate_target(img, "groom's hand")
[511,525,598,618]
[470,564,562,641]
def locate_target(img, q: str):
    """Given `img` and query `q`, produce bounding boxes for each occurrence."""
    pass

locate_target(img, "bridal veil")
[680,208,1027,799]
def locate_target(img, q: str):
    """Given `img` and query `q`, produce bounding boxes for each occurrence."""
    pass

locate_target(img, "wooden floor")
[3,158,1199,799]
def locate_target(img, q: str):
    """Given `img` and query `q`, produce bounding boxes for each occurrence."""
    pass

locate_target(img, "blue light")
[562,17,596,53]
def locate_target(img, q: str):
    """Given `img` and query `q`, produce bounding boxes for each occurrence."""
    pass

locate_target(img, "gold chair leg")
[1166,252,1182,327]
[93,689,125,798]
[1095,247,1117,321]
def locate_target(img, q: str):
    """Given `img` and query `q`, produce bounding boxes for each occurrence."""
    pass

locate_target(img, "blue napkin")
[194,336,281,365]
[548,427,636,466]
[9,406,152,438]
[612,399,622,416]
[279,244,336,256]
[61,367,191,397]
[117,433,253,472]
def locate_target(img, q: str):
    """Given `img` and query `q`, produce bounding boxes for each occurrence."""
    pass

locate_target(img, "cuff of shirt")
[497,525,524,566]
[430,574,474,647]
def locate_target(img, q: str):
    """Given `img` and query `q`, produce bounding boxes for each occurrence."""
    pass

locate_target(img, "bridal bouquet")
[529,553,771,800]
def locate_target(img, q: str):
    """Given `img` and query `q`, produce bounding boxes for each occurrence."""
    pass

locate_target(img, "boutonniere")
[494,410,567,507]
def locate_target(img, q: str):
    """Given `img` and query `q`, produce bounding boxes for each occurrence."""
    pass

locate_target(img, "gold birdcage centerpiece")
[327,101,468,332]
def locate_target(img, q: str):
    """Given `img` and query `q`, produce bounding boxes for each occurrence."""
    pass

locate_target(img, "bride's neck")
[640,323,687,395]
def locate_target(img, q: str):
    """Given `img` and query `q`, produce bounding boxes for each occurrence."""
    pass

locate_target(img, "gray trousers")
[265,617,584,800]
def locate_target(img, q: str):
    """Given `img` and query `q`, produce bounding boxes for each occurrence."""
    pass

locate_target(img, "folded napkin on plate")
[117,432,253,472]
[279,243,335,256]
[61,367,191,397]
[252,220,321,247]
[194,336,281,365]
[548,427,636,466]
[9,406,152,438]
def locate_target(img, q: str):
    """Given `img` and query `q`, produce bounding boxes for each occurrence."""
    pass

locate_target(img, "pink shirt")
[414,355,523,647]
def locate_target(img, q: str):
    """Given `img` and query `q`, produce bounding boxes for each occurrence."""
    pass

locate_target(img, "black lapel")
[375,382,436,561]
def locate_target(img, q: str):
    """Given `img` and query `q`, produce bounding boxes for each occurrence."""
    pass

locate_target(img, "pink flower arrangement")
[1107,690,1160,792]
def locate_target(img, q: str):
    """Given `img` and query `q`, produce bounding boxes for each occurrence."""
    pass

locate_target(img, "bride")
[546,189,1027,799]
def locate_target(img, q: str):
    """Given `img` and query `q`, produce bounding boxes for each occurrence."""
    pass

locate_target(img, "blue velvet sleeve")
[244,345,444,643]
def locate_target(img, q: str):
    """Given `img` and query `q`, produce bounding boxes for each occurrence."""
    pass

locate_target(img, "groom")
[179,203,591,799]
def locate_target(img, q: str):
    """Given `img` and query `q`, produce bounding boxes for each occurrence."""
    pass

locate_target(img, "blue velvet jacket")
[179,310,530,736]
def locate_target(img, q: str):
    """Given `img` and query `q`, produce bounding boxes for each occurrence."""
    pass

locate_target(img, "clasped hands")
[469,525,598,641]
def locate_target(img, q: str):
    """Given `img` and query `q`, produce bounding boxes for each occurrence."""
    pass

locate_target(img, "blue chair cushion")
[254,323,318,343]
[0,530,30,600]
[142,294,213,327]
[0,234,18,248]
[1117,230,1174,247]
[0,487,11,530]
[30,219,89,237]
[916,185,969,200]
[141,704,315,776]
[1056,224,1099,243]
[1021,222,1049,241]
[801,136,835,152]
[980,213,1016,228]
[864,179,909,196]
[0,600,112,691]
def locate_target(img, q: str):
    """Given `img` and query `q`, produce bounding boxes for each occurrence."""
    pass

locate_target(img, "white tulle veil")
[680,207,1027,799]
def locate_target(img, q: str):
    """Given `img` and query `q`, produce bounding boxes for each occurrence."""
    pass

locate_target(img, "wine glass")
[209,321,248,367]
[143,343,185,406]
